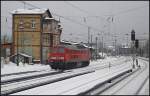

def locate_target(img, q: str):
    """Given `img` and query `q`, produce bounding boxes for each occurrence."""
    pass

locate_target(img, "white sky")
[1,1,149,46]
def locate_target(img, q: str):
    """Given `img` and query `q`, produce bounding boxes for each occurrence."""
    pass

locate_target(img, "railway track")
[80,57,149,95]
[12,61,133,95]
[1,57,131,95]
[111,60,149,95]
[61,66,132,95]
[1,71,62,85]
[1,69,95,95]
[1,57,129,85]
[1,70,39,77]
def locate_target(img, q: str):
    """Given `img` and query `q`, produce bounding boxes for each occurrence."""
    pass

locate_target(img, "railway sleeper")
[78,69,133,95]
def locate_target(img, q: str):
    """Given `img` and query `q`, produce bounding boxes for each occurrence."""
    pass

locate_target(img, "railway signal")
[135,39,139,49]
[131,29,135,41]
[131,29,136,69]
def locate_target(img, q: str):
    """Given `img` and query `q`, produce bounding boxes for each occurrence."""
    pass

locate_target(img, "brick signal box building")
[12,9,62,63]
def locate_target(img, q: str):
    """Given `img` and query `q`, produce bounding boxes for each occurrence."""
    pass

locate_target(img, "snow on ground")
[12,60,132,95]
[2,56,148,95]
[139,78,149,95]
[100,58,149,95]
[1,56,127,76]
[12,58,149,95]
[113,59,149,95]
[1,62,51,75]
[98,52,107,57]
[89,56,128,66]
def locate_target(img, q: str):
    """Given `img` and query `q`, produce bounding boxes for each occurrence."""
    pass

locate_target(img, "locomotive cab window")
[52,48,57,53]
[58,47,64,53]
[51,47,64,53]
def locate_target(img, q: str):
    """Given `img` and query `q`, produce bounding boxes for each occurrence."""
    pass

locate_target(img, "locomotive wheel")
[82,61,89,67]
[50,64,57,70]
[67,62,75,69]
[76,62,82,68]
[49,63,55,69]
[82,62,87,67]
[63,63,66,70]
[86,61,90,66]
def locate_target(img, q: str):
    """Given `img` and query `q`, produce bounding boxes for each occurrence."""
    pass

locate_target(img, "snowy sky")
[1,1,149,46]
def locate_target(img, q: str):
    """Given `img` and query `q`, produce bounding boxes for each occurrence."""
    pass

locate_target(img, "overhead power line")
[21,1,40,9]
[114,4,149,16]
[63,1,105,20]
[19,1,103,33]
[62,4,149,19]
[64,1,90,15]
[18,1,148,37]
[50,12,103,32]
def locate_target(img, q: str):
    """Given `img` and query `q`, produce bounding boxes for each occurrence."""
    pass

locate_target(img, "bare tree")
[1,35,9,58]
[144,40,149,57]
[1,34,9,44]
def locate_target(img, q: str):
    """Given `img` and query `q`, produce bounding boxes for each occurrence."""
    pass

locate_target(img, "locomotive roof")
[60,40,95,49]
[57,44,88,50]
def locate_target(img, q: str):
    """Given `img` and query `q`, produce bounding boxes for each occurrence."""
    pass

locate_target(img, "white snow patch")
[11,8,47,14]
[1,62,51,75]
[1,56,126,75]
[12,61,132,95]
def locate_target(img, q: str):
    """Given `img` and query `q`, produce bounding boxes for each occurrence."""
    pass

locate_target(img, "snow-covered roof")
[61,40,80,45]
[61,40,96,49]
[19,53,32,58]
[99,52,107,56]
[82,44,93,49]
[82,44,89,48]
[44,17,54,20]
[44,17,59,22]
[79,43,95,49]
[10,53,32,58]
[11,8,48,14]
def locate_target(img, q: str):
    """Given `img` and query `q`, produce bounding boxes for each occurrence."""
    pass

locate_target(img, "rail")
[78,69,132,95]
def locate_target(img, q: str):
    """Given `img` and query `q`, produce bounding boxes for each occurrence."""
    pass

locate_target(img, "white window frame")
[31,20,36,29]
[19,20,24,29]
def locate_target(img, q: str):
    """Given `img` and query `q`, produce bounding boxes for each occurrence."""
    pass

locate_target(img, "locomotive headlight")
[50,56,64,60]
[60,57,64,59]
[51,57,56,59]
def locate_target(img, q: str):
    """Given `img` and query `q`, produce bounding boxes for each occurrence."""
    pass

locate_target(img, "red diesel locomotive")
[48,44,90,70]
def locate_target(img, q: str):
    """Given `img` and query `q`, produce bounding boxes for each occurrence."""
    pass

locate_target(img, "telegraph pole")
[95,37,98,60]
[125,33,129,47]
[88,27,90,46]
[102,35,104,58]
[115,37,117,56]
[22,1,26,9]
[17,25,19,66]
[91,35,93,47]
[131,29,135,68]
[99,32,104,58]
[125,33,129,56]
[113,35,117,56]
[91,34,93,60]
[97,33,101,58]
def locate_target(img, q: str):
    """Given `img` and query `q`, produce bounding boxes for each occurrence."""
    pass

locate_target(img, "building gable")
[46,9,52,18]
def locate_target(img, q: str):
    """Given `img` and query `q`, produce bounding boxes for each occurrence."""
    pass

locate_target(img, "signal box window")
[31,20,36,29]
[19,20,24,29]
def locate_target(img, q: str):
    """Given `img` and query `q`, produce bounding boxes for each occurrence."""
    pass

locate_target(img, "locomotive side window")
[51,48,57,53]
[58,47,64,53]
[51,47,64,53]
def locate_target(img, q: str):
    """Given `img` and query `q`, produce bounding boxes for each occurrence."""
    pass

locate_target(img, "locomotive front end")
[48,46,66,69]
